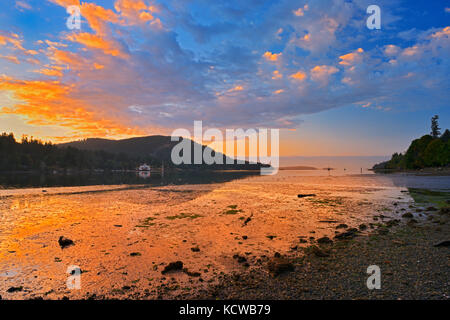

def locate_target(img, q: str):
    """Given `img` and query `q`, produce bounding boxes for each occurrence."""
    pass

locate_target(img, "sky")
[0,0,449,157]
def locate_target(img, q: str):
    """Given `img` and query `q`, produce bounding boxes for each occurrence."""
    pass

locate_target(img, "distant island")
[279,166,318,170]
[373,115,450,172]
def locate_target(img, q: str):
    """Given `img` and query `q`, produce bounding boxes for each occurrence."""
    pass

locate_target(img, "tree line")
[0,133,160,172]
[373,115,450,170]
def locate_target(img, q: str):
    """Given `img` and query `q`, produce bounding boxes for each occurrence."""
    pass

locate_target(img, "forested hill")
[373,129,450,171]
[0,133,265,171]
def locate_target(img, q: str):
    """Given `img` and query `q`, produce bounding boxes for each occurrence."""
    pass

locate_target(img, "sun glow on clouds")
[0,1,449,145]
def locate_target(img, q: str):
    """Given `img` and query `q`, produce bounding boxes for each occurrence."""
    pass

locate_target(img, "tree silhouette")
[431,115,441,138]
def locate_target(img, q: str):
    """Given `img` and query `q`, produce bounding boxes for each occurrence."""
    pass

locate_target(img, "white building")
[138,164,151,171]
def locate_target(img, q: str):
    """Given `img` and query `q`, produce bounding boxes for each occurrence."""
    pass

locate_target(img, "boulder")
[161,261,183,274]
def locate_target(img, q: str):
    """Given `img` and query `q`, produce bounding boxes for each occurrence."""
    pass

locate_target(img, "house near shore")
[137,164,151,171]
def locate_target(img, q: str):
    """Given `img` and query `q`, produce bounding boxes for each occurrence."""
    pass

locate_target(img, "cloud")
[66,33,127,58]
[339,48,363,66]
[384,44,400,56]
[310,65,339,85]
[293,4,309,17]
[0,0,449,141]
[0,77,145,139]
[272,70,282,80]
[431,26,450,38]
[290,71,307,81]
[0,32,25,51]
[15,1,32,11]
[263,51,282,62]
[0,55,20,64]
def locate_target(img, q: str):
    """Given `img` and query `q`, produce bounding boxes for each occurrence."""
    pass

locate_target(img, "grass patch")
[223,205,243,215]
[135,216,156,228]
[408,188,450,208]
[166,212,203,220]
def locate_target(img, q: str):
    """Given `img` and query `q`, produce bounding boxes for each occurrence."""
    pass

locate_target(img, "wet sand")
[0,171,448,299]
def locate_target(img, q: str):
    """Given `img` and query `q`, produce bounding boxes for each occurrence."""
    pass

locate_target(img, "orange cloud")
[290,71,307,81]
[431,26,450,38]
[93,63,104,70]
[67,32,127,58]
[339,48,363,66]
[0,77,144,140]
[0,32,25,51]
[114,0,161,27]
[0,55,20,64]
[228,85,244,92]
[402,45,419,56]
[384,44,399,56]
[310,65,339,84]
[80,2,120,35]
[263,51,281,62]
[293,4,309,16]
[34,68,64,77]
[272,70,282,79]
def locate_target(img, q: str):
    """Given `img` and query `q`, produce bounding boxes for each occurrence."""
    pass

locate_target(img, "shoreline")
[371,167,450,176]
[181,215,450,300]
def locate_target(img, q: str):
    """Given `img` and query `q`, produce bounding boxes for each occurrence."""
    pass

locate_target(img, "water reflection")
[137,171,151,179]
[0,170,260,189]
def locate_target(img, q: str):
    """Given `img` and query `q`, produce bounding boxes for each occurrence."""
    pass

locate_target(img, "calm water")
[0,170,260,189]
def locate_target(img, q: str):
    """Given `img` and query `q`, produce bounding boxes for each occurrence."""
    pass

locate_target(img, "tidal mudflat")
[0,171,449,299]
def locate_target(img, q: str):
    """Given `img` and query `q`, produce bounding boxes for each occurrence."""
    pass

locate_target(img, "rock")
[233,254,247,263]
[438,207,450,215]
[267,257,294,276]
[336,223,348,229]
[426,206,438,211]
[130,252,141,256]
[299,239,307,243]
[433,240,450,247]
[317,236,333,244]
[377,227,389,235]
[402,212,414,218]
[7,286,23,293]
[334,229,357,240]
[191,247,200,252]
[242,235,248,240]
[161,261,183,274]
[310,245,330,257]
[297,194,316,198]
[58,236,74,249]
[266,235,276,240]
[359,224,367,230]
[385,219,400,227]
[183,268,201,277]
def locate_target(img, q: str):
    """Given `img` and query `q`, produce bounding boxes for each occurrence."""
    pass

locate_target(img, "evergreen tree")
[431,115,441,138]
